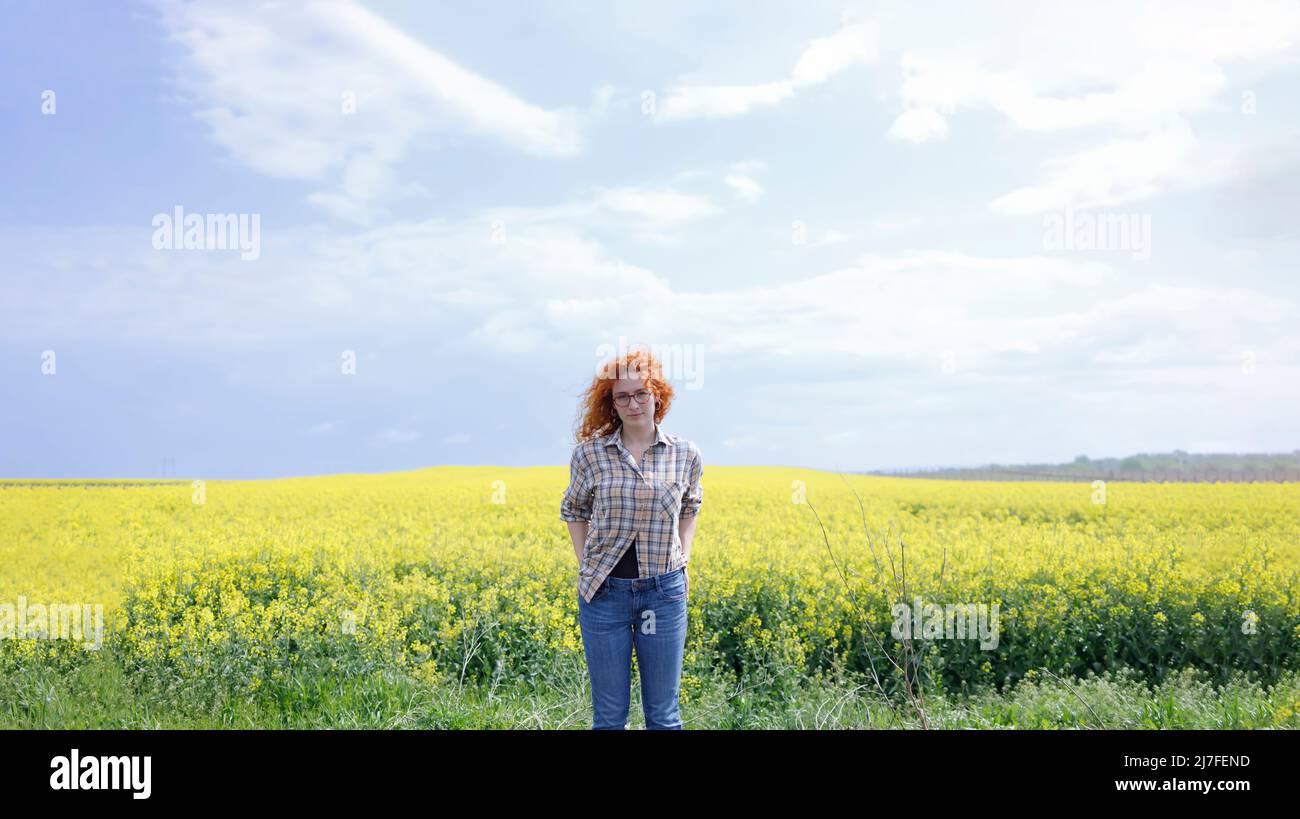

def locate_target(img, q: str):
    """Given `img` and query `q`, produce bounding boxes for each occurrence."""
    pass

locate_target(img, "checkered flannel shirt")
[561,423,703,603]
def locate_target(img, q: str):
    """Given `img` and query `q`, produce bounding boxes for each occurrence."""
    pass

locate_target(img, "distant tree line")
[871,450,1300,483]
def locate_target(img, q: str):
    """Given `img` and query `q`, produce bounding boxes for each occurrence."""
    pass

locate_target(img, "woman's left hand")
[683,565,689,596]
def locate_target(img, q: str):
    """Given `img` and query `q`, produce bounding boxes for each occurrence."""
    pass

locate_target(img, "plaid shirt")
[561,422,703,603]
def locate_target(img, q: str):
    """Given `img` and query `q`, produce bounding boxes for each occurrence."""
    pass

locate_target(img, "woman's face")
[612,376,655,426]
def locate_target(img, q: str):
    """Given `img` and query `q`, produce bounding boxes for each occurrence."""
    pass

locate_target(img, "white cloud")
[154,0,585,220]
[13,217,1293,397]
[860,0,1300,210]
[723,160,767,202]
[483,184,723,245]
[373,427,421,446]
[724,174,764,202]
[791,23,878,85]
[657,81,795,121]
[596,186,722,223]
[809,229,852,247]
[881,1,1300,136]
[306,191,388,225]
[656,23,876,121]
[888,107,948,142]
[988,121,1216,215]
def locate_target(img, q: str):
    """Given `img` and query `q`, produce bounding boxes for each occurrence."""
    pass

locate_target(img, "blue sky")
[3,0,1299,478]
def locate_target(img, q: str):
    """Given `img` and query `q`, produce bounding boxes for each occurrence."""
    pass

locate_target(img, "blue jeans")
[578,566,688,729]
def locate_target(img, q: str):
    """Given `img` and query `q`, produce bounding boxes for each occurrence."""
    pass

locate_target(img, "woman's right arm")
[565,520,589,563]
[560,444,595,563]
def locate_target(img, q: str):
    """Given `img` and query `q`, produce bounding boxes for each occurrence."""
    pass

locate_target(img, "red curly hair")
[572,345,676,443]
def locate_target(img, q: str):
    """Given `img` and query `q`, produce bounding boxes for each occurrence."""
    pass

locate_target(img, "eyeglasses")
[612,389,653,407]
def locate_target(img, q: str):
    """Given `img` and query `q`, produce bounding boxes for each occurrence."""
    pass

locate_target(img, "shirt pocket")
[655,478,686,518]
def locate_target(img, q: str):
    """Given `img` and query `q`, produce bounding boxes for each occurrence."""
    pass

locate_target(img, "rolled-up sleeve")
[560,445,594,522]
[680,448,703,518]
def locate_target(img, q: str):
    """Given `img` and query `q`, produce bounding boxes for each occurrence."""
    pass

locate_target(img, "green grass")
[4,648,1297,729]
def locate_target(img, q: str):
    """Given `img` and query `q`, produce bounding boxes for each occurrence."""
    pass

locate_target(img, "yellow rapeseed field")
[2,468,1297,700]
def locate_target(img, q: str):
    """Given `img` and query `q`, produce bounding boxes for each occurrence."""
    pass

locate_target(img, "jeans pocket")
[588,579,611,603]
[658,569,687,603]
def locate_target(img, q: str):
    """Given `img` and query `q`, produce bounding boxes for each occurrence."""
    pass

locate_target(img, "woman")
[560,348,703,729]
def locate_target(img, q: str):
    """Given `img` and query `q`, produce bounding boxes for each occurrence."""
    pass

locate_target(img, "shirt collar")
[605,422,671,453]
